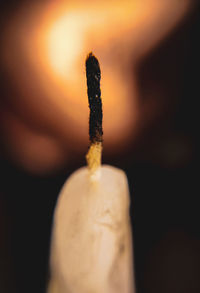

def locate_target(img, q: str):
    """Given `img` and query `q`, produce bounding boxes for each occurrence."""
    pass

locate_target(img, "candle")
[48,53,135,293]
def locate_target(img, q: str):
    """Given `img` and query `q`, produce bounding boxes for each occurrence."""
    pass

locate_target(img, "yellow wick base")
[86,142,102,173]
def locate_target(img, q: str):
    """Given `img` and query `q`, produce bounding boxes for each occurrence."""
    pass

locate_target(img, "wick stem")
[85,52,103,172]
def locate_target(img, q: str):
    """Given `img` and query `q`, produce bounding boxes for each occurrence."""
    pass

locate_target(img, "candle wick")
[86,52,103,143]
[85,52,103,173]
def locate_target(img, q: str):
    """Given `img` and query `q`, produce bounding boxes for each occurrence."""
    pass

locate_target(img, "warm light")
[47,11,84,79]
[38,0,191,145]
[36,1,140,144]
[0,0,192,173]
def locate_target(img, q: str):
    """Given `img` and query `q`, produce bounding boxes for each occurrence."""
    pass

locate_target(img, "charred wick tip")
[86,52,103,144]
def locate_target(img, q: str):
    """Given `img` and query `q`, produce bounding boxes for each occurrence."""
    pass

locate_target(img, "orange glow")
[47,11,84,79]
[36,1,139,143]
[0,0,192,173]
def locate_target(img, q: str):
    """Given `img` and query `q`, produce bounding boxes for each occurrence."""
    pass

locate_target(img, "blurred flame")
[0,0,192,173]
[35,1,139,146]
[47,11,84,79]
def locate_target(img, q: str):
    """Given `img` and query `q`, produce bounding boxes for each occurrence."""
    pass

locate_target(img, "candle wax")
[48,165,135,293]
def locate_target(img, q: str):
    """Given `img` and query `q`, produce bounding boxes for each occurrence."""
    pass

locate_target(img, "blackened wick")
[86,52,103,143]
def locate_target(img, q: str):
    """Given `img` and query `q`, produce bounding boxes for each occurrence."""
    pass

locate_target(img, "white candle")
[48,53,135,293]
[48,165,134,293]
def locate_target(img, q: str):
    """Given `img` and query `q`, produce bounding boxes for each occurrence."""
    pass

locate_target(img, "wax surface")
[48,165,135,293]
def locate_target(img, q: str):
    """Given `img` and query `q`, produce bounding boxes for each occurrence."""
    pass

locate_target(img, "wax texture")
[48,165,135,293]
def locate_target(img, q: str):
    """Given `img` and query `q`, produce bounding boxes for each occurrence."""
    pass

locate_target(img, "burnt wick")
[86,52,103,172]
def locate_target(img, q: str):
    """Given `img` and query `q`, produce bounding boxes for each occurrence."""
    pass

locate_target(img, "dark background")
[0,1,200,293]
